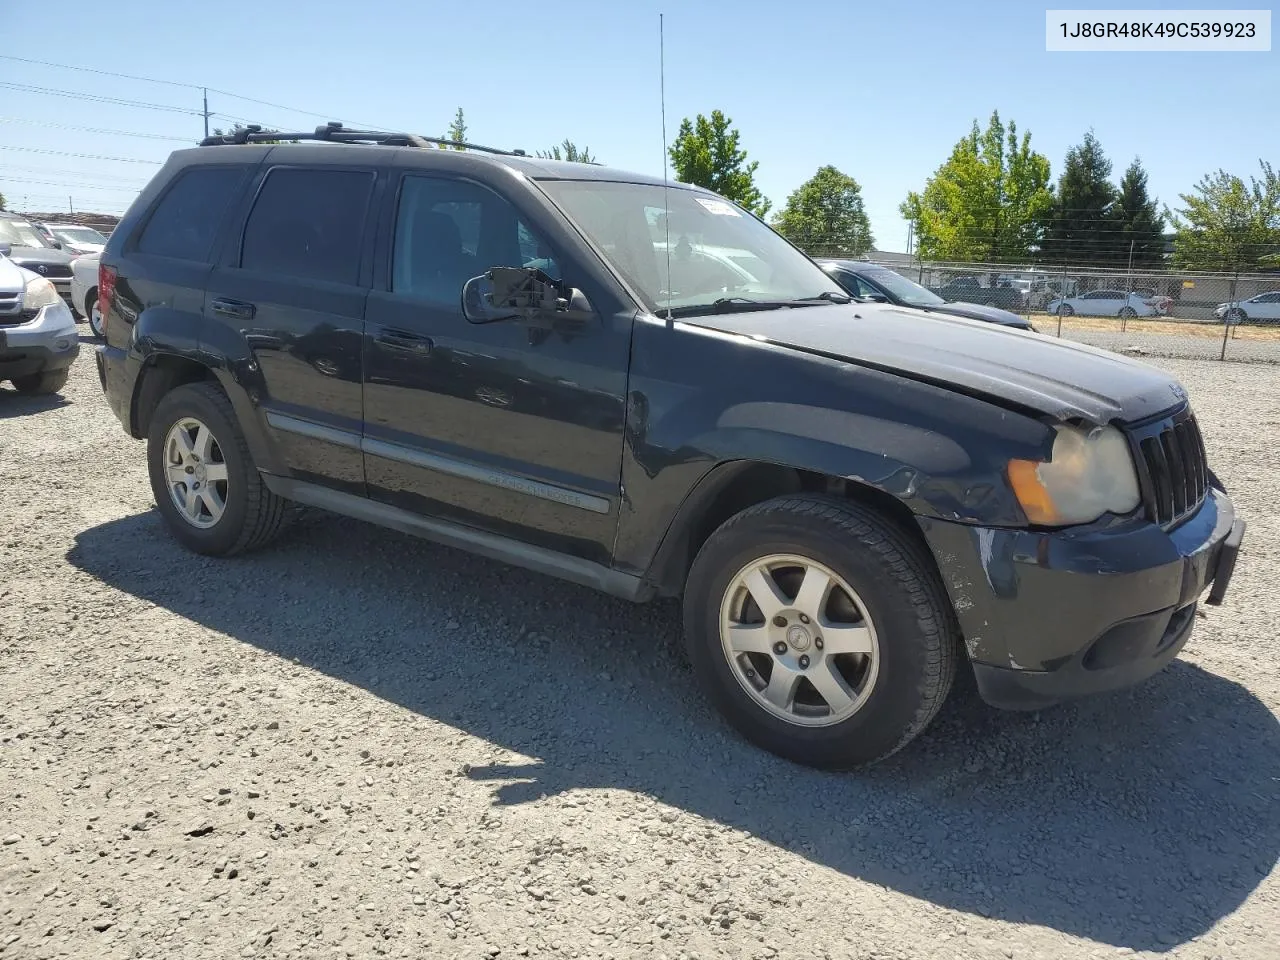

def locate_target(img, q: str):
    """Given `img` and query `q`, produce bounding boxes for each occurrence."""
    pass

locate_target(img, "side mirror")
[462,266,595,328]
[49,240,63,250]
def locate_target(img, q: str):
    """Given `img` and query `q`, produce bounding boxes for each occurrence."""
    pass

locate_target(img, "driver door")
[361,173,631,564]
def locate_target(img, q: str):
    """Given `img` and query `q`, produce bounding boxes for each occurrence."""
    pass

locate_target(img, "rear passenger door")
[205,160,383,496]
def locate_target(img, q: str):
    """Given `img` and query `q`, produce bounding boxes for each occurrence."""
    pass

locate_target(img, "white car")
[1214,291,1280,324]
[1046,289,1159,318]
[37,222,108,257]
[69,255,104,338]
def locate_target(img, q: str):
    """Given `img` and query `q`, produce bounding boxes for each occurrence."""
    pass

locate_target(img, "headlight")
[21,276,60,310]
[1007,424,1140,526]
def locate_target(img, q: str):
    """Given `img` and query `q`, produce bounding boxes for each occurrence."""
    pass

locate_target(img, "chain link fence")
[858,257,1280,363]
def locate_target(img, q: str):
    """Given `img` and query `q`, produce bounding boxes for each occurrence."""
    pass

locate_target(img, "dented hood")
[687,303,1186,424]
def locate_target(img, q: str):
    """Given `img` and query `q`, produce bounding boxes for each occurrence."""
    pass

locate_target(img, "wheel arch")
[645,460,939,599]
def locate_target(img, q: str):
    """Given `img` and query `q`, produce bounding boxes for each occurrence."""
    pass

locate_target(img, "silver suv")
[0,246,79,395]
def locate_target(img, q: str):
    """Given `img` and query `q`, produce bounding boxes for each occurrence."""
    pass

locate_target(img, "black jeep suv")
[95,124,1244,769]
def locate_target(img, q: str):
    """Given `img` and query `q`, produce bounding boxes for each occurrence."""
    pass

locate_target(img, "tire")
[1118,306,1137,319]
[1225,308,1247,324]
[10,368,69,395]
[146,382,289,556]
[682,494,958,769]
[85,288,104,339]
[1057,304,1074,317]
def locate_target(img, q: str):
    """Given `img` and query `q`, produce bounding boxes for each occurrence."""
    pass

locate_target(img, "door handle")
[211,297,256,321]
[375,329,434,355]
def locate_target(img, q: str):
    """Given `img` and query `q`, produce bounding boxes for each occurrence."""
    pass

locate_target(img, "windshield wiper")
[792,291,853,304]
[666,297,791,318]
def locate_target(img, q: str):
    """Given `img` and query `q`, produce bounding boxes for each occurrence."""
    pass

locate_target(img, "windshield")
[51,226,107,245]
[0,218,50,248]
[537,180,846,314]
[860,266,945,307]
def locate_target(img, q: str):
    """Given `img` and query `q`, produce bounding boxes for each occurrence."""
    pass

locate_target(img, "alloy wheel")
[719,554,880,727]
[163,417,229,529]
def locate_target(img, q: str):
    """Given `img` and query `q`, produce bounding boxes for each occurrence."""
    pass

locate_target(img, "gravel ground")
[2,341,1278,960]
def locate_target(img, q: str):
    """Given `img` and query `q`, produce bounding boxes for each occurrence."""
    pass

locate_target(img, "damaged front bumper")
[917,487,1243,710]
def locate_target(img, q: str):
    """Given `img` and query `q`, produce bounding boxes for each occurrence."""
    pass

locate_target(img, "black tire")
[147,382,289,556]
[1057,304,1074,317]
[1225,308,1247,324]
[85,288,104,339]
[682,494,959,769]
[1118,306,1137,318]
[10,368,69,395]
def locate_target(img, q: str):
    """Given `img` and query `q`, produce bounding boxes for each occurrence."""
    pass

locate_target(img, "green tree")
[668,110,770,217]
[443,108,467,150]
[536,140,597,163]
[1169,161,1280,271]
[1040,131,1115,263]
[772,165,873,256]
[0,191,6,212]
[1109,158,1166,268]
[900,111,1053,262]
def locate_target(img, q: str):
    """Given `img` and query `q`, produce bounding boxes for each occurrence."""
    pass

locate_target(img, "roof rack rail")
[198,121,526,155]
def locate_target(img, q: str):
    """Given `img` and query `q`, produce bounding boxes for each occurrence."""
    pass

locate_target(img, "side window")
[834,272,873,298]
[136,166,244,262]
[393,176,560,303]
[240,168,375,285]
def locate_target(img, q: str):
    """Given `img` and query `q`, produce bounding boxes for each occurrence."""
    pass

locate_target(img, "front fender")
[611,318,1052,583]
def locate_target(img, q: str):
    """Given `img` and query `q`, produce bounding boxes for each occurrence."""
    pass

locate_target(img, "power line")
[0,164,151,184]
[0,116,194,142]
[0,81,202,116]
[0,145,161,165]
[0,54,390,128]
[0,176,144,190]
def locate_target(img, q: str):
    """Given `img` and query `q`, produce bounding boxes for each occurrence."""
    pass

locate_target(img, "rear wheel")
[10,368,69,395]
[683,494,958,769]
[147,382,289,555]
[85,288,104,338]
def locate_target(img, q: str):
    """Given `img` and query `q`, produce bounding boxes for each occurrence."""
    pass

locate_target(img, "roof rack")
[198,121,525,155]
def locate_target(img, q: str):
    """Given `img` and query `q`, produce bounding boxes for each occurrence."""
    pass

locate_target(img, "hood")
[926,300,1030,329]
[64,242,106,256]
[684,302,1187,425]
[5,245,75,267]
[0,256,28,294]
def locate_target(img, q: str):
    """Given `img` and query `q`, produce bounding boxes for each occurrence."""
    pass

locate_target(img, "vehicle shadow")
[0,387,70,416]
[68,510,1280,952]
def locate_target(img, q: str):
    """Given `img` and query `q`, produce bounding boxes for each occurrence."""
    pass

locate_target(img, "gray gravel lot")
[2,341,1278,960]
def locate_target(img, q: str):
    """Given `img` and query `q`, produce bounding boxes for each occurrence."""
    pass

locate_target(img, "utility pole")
[68,196,74,214]
[202,88,210,139]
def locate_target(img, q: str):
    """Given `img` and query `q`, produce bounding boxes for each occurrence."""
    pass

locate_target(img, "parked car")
[37,222,109,257]
[95,125,1244,769]
[70,254,104,337]
[1214,291,1280,324]
[1047,290,1159,318]
[818,259,1033,330]
[931,275,1025,312]
[0,250,79,395]
[0,213,76,309]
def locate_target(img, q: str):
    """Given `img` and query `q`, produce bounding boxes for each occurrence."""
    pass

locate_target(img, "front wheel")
[1056,304,1074,317]
[1118,306,1137,318]
[682,495,958,769]
[147,382,289,556]
[1225,308,1247,324]
[10,368,69,395]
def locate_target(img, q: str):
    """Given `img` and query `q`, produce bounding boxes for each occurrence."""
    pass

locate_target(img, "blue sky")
[2,0,1275,249]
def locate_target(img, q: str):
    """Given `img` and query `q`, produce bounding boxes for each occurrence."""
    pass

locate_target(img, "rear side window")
[240,168,375,285]
[136,166,244,262]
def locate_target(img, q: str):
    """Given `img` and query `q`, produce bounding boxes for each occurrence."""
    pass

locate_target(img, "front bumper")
[0,301,80,379]
[918,488,1243,710]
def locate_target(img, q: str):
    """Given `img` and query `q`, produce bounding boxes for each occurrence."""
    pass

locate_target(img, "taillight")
[98,263,117,337]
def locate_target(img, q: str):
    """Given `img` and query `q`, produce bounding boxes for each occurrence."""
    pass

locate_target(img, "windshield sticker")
[694,198,742,217]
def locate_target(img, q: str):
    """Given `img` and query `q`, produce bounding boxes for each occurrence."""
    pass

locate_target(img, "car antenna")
[659,12,673,325]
